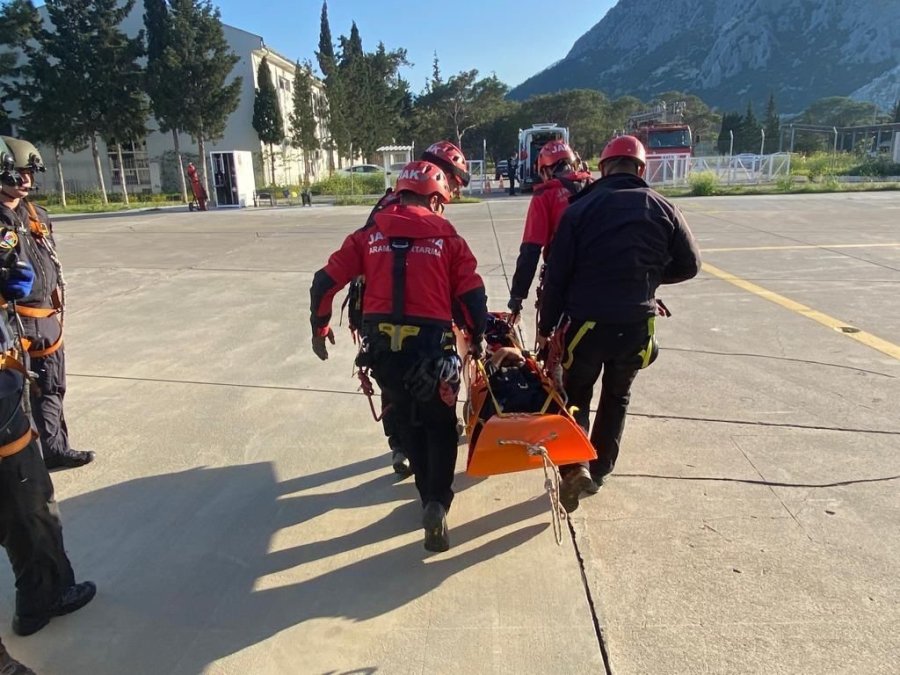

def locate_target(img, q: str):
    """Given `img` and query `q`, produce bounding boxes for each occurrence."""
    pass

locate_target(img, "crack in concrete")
[567,519,614,674]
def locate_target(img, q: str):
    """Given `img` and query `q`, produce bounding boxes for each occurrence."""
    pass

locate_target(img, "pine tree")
[252,56,284,186]
[289,61,320,185]
[763,93,780,154]
[165,0,242,197]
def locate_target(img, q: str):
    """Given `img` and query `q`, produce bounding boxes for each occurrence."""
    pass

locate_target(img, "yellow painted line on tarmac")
[703,242,900,253]
[702,262,900,361]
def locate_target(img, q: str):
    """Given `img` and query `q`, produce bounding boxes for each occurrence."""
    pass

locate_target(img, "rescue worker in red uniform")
[538,136,701,513]
[310,160,487,552]
[0,142,96,643]
[0,137,95,471]
[507,140,592,319]
[351,141,471,478]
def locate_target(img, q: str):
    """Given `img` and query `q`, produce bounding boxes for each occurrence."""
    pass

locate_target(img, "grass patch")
[659,181,900,199]
[46,203,159,215]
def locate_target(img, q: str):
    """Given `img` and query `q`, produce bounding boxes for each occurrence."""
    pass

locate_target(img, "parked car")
[494,159,509,180]
[338,163,383,174]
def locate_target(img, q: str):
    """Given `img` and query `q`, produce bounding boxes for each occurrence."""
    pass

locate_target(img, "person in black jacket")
[538,135,701,513]
[0,137,94,471]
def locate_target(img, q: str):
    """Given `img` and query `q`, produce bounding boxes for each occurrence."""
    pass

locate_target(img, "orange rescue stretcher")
[461,312,596,542]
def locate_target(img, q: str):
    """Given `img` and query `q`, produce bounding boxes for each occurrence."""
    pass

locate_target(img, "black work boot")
[422,501,450,552]
[389,439,412,478]
[0,642,36,675]
[13,581,97,637]
[44,449,95,471]
[559,466,594,514]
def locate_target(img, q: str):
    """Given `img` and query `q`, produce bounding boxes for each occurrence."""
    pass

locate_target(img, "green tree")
[252,56,284,186]
[166,0,242,196]
[6,0,86,205]
[289,60,320,184]
[519,89,610,159]
[800,96,879,127]
[30,0,146,204]
[416,69,509,150]
[0,0,41,134]
[737,100,760,153]
[716,112,742,154]
[144,0,188,202]
[315,0,344,169]
[893,99,900,123]
[763,93,780,153]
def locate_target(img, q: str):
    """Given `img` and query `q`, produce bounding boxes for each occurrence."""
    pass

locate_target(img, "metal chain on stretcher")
[498,434,566,545]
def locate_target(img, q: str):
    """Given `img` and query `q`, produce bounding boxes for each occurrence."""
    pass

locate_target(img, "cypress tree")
[717,112,742,155]
[289,60,320,184]
[252,56,285,186]
[763,93,780,153]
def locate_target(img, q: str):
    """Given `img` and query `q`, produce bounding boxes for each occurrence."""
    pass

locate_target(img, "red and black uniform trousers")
[0,367,75,624]
[359,321,460,510]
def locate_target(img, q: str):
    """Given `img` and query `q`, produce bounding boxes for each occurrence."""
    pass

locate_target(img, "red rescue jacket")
[310,204,487,336]
[510,171,592,300]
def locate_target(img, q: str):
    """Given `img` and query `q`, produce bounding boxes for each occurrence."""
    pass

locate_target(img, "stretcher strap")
[0,427,36,458]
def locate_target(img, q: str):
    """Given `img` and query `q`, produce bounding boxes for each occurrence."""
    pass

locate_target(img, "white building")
[9,4,347,196]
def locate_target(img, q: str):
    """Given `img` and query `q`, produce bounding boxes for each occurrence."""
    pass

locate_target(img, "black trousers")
[380,390,401,450]
[30,347,72,461]
[561,319,648,477]
[0,387,75,622]
[371,351,458,510]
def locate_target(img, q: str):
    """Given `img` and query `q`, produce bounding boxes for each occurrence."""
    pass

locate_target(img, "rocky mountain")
[509,0,900,113]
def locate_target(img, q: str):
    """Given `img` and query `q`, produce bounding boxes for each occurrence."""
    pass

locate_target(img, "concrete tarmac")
[1,191,898,674]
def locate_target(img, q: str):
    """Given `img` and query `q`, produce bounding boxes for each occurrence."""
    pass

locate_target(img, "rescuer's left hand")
[312,326,335,361]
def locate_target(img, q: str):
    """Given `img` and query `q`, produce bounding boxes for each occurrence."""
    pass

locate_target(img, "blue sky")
[215,0,617,91]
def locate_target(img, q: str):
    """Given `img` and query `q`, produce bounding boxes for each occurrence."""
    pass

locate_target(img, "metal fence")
[645,153,792,187]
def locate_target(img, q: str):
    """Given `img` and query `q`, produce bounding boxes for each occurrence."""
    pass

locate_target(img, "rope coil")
[498,433,566,545]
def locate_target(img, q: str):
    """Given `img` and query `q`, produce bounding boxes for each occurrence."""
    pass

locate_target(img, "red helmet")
[395,161,452,203]
[421,140,470,188]
[537,140,576,173]
[599,135,647,172]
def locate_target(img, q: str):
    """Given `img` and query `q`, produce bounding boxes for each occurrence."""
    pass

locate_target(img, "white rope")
[498,433,566,545]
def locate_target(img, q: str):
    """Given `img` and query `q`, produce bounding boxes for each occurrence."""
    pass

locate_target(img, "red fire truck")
[626,102,693,156]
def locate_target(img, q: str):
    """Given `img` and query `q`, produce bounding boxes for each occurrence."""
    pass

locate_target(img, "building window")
[108,139,150,187]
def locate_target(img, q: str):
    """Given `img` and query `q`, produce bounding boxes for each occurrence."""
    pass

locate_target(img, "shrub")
[309,172,384,196]
[689,171,718,196]
[846,157,900,177]
[776,175,794,192]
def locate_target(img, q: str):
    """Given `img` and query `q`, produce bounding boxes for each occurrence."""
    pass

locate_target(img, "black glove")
[312,326,335,361]
[405,358,439,402]
[507,297,523,314]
